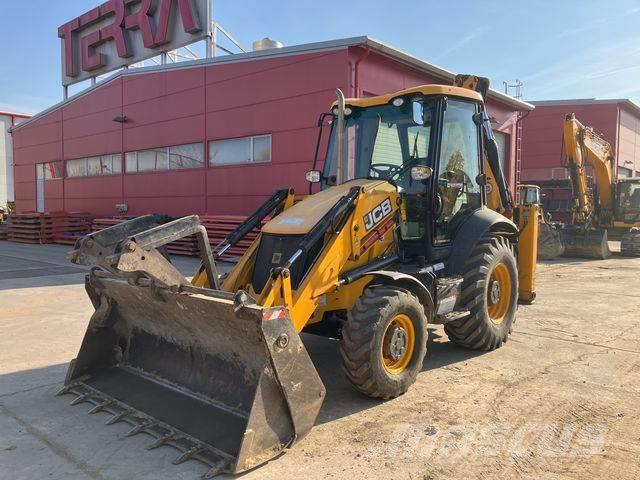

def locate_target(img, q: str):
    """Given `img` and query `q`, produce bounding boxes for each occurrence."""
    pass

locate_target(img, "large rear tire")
[445,234,518,351]
[340,286,428,399]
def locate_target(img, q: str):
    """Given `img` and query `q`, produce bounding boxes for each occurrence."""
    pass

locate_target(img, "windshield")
[619,179,640,212]
[322,100,435,193]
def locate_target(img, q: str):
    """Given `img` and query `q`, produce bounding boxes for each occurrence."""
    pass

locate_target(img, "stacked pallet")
[7,212,93,244]
[53,213,92,245]
[0,222,7,241]
[89,215,261,260]
[7,213,57,244]
[201,215,263,259]
[91,217,129,232]
[166,234,199,256]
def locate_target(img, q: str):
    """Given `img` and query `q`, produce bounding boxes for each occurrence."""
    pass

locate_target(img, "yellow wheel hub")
[487,262,512,324]
[381,314,415,374]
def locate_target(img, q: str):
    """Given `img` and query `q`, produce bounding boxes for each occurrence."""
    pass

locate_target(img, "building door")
[36,164,45,213]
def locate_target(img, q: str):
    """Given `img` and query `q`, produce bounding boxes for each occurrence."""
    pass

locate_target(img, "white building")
[0,112,30,210]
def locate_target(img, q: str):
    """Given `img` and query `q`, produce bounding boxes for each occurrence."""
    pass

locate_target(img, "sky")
[1,0,639,114]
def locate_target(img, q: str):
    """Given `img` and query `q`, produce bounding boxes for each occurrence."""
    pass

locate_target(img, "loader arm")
[454,74,536,301]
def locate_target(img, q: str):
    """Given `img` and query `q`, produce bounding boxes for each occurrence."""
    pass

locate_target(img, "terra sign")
[58,0,211,86]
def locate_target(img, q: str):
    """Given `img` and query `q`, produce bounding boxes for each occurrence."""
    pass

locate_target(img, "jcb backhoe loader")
[57,75,538,477]
[558,113,640,258]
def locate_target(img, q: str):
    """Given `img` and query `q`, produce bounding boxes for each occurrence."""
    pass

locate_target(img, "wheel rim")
[381,314,415,374]
[487,262,512,324]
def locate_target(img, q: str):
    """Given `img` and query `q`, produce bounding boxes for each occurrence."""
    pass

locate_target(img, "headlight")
[305,170,321,183]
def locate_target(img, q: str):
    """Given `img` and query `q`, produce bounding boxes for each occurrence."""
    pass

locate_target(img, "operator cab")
[313,86,490,261]
[616,178,640,219]
[517,185,542,206]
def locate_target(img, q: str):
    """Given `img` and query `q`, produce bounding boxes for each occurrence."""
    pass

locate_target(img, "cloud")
[556,18,608,39]
[433,28,486,61]
[521,36,640,100]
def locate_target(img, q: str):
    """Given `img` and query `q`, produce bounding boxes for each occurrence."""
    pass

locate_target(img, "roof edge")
[362,37,534,111]
[530,98,640,117]
[12,35,532,132]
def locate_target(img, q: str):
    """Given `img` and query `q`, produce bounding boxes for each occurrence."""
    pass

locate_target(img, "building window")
[36,161,63,180]
[209,134,272,166]
[125,143,204,173]
[66,154,122,177]
[618,166,632,178]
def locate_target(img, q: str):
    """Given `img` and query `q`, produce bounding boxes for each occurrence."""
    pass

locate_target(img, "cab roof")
[333,84,483,109]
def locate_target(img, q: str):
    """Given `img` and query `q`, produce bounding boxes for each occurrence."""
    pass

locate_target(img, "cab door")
[432,99,484,252]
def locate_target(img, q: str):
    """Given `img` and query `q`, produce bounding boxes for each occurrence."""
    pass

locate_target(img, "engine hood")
[262,179,395,235]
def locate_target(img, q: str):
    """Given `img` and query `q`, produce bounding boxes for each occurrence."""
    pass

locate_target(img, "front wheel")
[340,286,428,399]
[445,234,518,350]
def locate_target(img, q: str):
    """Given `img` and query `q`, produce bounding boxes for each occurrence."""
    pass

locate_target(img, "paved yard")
[0,241,639,479]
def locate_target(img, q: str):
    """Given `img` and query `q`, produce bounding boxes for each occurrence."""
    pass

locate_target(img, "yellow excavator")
[560,113,640,258]
[57,76,539,477]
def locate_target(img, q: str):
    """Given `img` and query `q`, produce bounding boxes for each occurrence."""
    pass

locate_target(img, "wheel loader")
[57,75,539,477]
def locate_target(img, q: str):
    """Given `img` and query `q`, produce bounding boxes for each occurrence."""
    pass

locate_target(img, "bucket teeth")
[203,460,229,479]
[105,409,131,425]
[88,400,113,414]
[70,393,91,406]
[55,385,74,397]
[124,420,154,438]
[173,445,206,465]
[146,433,177,450]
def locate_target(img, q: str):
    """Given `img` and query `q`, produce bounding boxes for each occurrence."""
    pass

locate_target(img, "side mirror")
[412,101,424,125]
[305,170,321,183]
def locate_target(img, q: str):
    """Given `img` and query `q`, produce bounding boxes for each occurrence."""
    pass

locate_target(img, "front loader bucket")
[58,273,325,476]
[561,226,611,259]
[537,223,565,260]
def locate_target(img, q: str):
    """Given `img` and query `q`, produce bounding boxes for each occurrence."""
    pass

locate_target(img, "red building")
[11,36,531,217]
[521,99,640,221]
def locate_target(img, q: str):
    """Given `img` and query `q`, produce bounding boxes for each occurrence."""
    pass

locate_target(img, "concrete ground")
[0,241,639,479]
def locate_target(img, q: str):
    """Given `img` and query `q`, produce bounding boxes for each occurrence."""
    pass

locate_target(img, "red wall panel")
[12,45,522,217]
[44,179,64,212]
[522,103,619,181]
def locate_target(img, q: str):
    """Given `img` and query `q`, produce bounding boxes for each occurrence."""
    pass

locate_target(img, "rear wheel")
[340,286,428,399]
[445,234,518,350]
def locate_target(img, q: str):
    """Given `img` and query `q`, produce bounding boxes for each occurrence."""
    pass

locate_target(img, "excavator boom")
[560,114,614,258]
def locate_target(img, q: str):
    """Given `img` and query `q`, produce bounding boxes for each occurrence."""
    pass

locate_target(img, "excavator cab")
[616,178,640,256]
[615,178,640,221]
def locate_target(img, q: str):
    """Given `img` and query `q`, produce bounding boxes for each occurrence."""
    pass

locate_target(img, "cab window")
[435,100,482,244]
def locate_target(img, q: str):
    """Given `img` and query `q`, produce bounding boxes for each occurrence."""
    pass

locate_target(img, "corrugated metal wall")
[13,47,522,217]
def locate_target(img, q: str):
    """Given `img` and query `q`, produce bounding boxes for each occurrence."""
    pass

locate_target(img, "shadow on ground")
[304,327,484,425]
